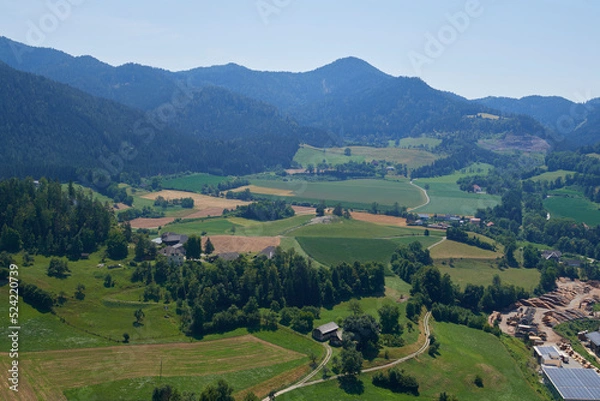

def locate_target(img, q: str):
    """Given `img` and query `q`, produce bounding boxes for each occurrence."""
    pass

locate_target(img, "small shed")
[586,331,600,355]
[258,246,277,260]
[534,345,563,367]
[312,322,340,342]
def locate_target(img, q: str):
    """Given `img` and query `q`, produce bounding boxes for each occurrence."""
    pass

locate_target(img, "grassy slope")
[436,259,541,291]
[413,163,501,216]
[250,178,425,208]
[545,195,600,226]
[278,323,547,401]
[529,169,576,182]
[294,144,439,169]
[161,173,228,192]
[296,237,400,266]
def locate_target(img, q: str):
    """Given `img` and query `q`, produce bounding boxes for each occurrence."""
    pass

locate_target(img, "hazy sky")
[1,0,598,101]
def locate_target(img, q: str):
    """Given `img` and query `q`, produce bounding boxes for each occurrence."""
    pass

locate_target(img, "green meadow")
[250,178,426,208]
[529,169,576,182]
[412,163,501,215]
[294,144,439,169]
[545,194,600,226]
[278,323,546,401]
[161,173,228,192]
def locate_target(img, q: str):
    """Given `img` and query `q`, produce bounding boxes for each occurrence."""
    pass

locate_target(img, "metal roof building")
[543,366,600,401]
[534,346,562,367]
[587,332,600,347]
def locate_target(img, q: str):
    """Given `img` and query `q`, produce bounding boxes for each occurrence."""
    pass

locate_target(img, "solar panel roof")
[543,366,600,400]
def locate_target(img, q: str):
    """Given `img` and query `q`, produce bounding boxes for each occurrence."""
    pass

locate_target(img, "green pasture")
[289,218,429,239]
[65,359,305,401]
[393,136,442,149]
[545,195,600,226]
[296,237,399,266]
[161,173,228,193]
[250,178,426,208]
[412,163,501,215]
[436,259,541,291]
[278,323,547,401]
[294,144,439,169]
[529,169,575,182]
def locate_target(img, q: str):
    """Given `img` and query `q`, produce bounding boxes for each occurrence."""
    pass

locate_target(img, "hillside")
[475,95,600,148]
[0,62,316,179]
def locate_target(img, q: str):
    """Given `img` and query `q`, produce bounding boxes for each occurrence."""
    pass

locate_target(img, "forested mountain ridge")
[0,37,553,147]
[0,37,176,110]
[179,56,395,112]
[474,95,600,148]
[0,62,322,179]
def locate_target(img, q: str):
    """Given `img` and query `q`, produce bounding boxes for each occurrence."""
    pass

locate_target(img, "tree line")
[130,249,384,336]
[0,178,112,259]
[392,242,529,321]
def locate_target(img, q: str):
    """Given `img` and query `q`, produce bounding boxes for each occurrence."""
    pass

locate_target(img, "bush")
[372,368,419,395]
[47,258,70,278]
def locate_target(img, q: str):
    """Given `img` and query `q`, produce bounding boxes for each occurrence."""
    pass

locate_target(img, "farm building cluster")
[151,232,278,266]
[408,213,493,230]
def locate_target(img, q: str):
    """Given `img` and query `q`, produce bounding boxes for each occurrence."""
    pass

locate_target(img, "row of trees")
[392,242,529,317]
[446,227,496,251]
[225,200,295,222]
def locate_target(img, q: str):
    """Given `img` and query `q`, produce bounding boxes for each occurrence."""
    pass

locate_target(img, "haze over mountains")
[0,36,598,180]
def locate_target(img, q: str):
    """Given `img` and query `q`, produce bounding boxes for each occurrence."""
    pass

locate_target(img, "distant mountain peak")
[312,56,390,77]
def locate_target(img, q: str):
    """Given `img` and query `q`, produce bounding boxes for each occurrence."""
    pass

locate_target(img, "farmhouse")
[542,250,562,261]
[259,246,277,259]
[586,331,600,355]
[159,244,186,266]
[542,366,600,401]
[313,322,340,342]
[473,185,482,193]
[161,232,188,246]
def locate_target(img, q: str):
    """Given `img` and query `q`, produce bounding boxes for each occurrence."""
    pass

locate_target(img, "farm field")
[436,259,541,291]
[350,211,408,227]
[294,143,439,169]
[163,215,314,238]
[429,239,501,259]
[249,178,426,208]
[129,189,251,228]
[161,173,228,192]
[394,136,442,149]
[529,169,576,182]
[289,218,438,239]
[545,195,600,226]
[412,163,501,215]
[296,237,400,266]
[278,322,545,401]
[141,190,250,210]
[201,235,280,254]
[1,335,308,401]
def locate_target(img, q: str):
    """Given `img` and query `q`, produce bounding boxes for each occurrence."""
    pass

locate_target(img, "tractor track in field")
[407,180,430,212]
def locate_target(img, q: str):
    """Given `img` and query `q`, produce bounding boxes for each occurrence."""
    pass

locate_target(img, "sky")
[1,0,599,101]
